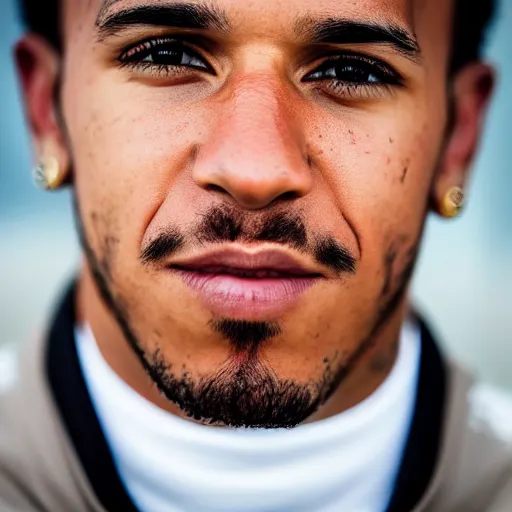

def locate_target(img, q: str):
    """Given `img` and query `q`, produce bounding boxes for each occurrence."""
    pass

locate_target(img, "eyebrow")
[96,2,230,38]
[295,17,421,62]
[96,2,420,63]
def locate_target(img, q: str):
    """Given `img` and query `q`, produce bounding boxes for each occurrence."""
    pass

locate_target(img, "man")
[0,0,510,510]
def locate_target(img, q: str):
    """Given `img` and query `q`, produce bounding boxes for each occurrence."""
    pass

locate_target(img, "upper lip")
[168,247,325,277]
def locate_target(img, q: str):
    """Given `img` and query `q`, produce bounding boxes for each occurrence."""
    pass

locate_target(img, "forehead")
[64,0,452,43]
[93,0,415,18]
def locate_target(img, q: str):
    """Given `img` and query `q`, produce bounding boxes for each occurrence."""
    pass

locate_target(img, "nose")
[192,77,313,210]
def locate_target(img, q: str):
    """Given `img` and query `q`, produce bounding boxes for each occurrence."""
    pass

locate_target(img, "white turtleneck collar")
[75,320,421,512]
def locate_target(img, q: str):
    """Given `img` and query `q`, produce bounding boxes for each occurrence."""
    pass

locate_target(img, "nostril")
[204,184,229,195]
[279,191,301,202]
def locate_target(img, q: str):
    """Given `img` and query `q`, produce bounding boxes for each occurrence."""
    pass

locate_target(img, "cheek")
[306,107,444,306]
[316,112,441,242]
[63,76,216,249]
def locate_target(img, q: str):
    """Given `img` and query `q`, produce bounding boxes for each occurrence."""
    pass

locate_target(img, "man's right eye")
[118,38,215,76]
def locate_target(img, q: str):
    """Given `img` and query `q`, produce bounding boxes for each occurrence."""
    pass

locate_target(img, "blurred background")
[0,0,511,390]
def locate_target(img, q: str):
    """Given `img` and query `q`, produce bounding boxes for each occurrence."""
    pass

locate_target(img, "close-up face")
[18,0,493,427]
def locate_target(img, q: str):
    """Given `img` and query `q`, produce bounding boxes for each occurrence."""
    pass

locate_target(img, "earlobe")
[33,141,70,191]
[431,62,495,218]
[15,34,70,185]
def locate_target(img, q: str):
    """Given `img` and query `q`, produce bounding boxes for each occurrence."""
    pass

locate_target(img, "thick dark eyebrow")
[96,2,230,38]
[294,18,421,62]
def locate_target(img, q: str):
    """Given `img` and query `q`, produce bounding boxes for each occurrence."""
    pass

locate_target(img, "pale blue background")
[1,0,511,388]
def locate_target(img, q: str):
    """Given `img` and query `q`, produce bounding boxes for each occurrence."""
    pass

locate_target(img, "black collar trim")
[46,283,140,512]
[46,283,446,512]
[385,317,447,512]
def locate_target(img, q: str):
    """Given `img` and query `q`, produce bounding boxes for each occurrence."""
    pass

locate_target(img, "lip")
[168,248,324,320]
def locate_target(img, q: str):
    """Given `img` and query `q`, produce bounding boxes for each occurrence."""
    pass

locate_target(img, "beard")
[75,198,420,428]
[149,346,325,428]
[78,241,342,427]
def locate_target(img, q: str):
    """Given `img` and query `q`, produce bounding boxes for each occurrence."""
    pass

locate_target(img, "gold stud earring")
[33,156,64,190]
[439,186,465,218]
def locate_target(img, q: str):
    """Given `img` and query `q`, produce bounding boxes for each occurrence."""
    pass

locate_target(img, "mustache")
[141,206,356,275]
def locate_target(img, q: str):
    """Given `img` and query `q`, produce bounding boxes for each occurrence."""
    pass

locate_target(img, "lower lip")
[174,270,320,319]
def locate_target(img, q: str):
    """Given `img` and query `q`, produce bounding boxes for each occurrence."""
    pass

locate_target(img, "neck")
[77,264,408,425]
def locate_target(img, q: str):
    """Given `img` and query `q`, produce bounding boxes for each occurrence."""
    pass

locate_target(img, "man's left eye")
[303,56,400,86]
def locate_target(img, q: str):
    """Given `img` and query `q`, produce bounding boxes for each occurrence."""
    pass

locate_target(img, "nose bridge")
[231,76,295,152]
[219,75,306,173]
[193,74,312,209]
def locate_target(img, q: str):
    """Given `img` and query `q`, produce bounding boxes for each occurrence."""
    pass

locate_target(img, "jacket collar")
[46,283,447,512]
[385,314,447,512]
[46,283,140,512]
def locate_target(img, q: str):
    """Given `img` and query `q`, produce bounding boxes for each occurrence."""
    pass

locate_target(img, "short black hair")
[19,0,496,72]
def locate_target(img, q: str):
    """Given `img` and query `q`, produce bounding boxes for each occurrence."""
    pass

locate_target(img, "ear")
[14,35,70,183]
[431,62,495,216]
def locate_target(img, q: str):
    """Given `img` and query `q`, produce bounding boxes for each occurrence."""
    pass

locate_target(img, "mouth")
[168,248,324,320]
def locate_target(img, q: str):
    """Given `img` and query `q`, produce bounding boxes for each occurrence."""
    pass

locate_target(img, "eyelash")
[302,53,403,99]
[118,37,403,99]
[118,37,215,76]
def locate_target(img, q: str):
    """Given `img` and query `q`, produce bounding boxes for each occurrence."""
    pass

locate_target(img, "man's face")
[45,0,456,426]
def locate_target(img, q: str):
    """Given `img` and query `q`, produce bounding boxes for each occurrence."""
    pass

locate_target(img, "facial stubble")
[77,205,336,427]
[75,198,422,428]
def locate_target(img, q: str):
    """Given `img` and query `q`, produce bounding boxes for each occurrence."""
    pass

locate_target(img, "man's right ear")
[14,35,70,185]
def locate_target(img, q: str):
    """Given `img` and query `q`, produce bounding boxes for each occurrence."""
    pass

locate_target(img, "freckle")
[365,151,371,155]
[400,166,409,183]
[319,134,323,139]
[389,137,394,144]
[386,156,391,164]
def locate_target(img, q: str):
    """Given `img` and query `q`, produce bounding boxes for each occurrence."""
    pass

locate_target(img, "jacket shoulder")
[0,345,45,511]
[468,382,512,446]
[0,345,18,395]
[440,380,512,512]
[466,383,512,512]
[0,342,102,512]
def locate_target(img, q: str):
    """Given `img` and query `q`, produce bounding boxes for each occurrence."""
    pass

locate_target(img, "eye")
[302,53,403,100]
[306,61,381,84]
[119,38,214,75]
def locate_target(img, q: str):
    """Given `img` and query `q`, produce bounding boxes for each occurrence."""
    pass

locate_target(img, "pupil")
[336,65,369,83]
[151,49,181,65]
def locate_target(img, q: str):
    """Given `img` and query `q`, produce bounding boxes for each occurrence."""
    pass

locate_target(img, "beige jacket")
[1,285,512,512]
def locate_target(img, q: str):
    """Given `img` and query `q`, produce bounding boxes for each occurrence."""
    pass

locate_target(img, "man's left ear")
[432,62,495,218]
